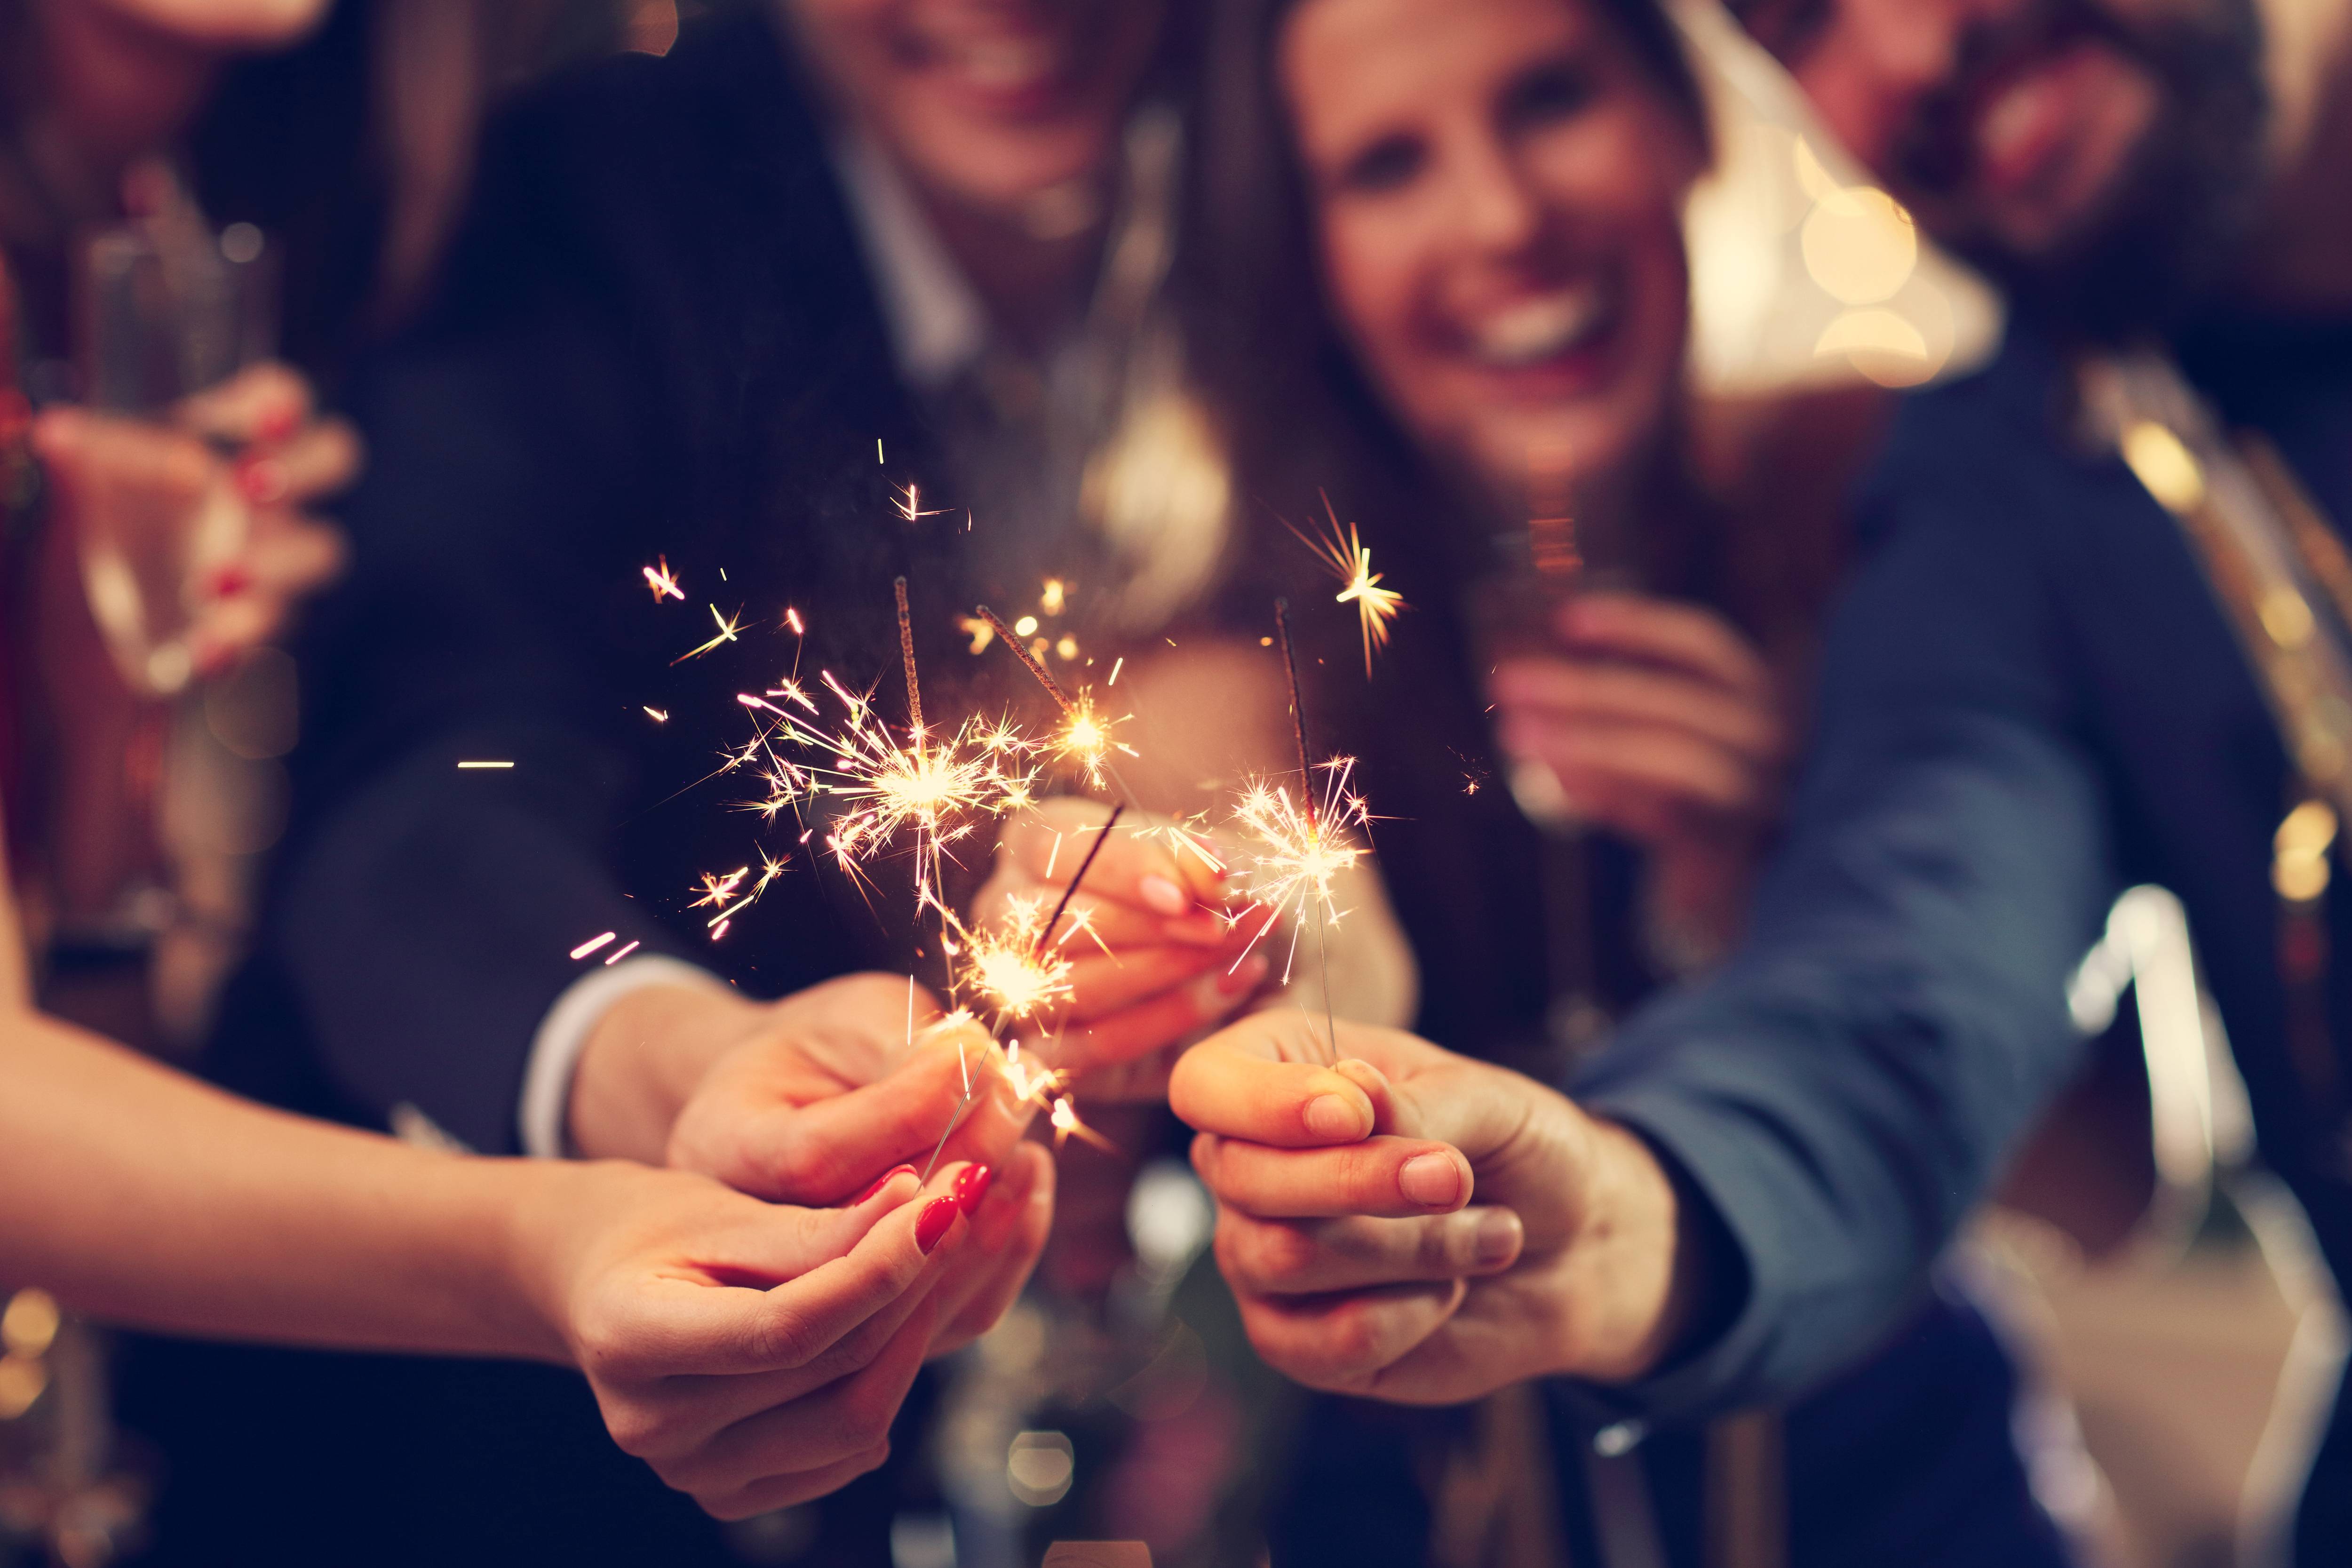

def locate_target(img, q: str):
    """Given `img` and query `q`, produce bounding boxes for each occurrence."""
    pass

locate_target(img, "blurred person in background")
[187,0,1304,1560]
[1174,0,2352,1564]
[1068,0,2074,1560]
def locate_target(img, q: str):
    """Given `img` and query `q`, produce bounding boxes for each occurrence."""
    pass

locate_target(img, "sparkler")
[918,804,1126,1178]
[642,557,685,602]
[1227,600,1366,1061]
[1287,492,1405,677]
[975,604,1144,797]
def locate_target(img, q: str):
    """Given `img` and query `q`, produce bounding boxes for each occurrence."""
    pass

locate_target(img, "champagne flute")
[71,180,276,697]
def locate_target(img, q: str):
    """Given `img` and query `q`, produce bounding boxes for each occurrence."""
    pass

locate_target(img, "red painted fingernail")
[915,1198,958,1253]
[852,1164,917,1205]
[204,564,253,598]
[237,454,286,504]
[951,1162,993,1216]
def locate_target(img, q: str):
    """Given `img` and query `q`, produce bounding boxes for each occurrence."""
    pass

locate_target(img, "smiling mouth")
[1464,282,1616,369]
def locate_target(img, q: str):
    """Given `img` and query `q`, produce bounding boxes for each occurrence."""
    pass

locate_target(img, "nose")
[1445,132,1544,260]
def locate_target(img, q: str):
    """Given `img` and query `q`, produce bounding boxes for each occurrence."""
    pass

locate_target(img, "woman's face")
[1280,0,1700,496]
[785,0,1164,217]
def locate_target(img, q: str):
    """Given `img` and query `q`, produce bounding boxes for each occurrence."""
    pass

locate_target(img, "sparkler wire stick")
[1273,598,1340,1062]
[919,801,1128,1181]
[1036,804,1125,959]
[894,576,924,748]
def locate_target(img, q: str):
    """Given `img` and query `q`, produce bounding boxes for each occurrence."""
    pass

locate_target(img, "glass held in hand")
[71,195,276,696]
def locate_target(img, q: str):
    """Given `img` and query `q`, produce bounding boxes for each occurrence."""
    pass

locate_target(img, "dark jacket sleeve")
[264,258,695,1153]
[1569,444,2120,1418]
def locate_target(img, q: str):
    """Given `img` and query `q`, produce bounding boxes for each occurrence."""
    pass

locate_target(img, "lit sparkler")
[1226,600,1367,1060]
[642,557,685,602]
[1287,492,1405,677]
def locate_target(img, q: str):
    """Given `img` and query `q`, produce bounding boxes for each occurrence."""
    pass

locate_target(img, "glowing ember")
[674,603,746,663]
[642,557,685,601]
[1226,756,1369,983]
[1288,492,1405,676]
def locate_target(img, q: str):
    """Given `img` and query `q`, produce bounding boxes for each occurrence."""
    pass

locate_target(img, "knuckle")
[602,1402,673,1460]
[834,1381,899,1451]
[749,1311,826,1372]
[1242,1221,1319,1288]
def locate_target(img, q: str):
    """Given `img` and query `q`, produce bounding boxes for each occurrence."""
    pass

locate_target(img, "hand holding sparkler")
[976,797,1278,1101]
[1169,1010,1713,1402]
[535,1154,990,1517]
[575,972,1056,1357]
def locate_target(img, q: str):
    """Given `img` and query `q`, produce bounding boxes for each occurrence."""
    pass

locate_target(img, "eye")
[1336,132,1427,196]
[1499,60,1597,134]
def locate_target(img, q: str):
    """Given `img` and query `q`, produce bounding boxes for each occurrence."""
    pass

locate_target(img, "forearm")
[0,1006,566,1363]
[569,980,761,1162]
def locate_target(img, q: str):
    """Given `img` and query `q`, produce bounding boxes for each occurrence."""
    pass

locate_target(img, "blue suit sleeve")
[1571,479,2118,1418]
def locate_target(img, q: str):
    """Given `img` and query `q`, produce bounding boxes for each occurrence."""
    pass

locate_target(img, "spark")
[785,606,805,637]
[943,903,1076,1030]
[674,603,746,663]
[603,939,641,965]
[975,605,1138,793]
[1227,760,1368,968]
[1287,492,1406,676]
[1040,579,1067,615]
[893,482,947,522]
[644,706,669,723]
[570,931,618,960]
[1108,656,1123,686]
[1050,1096,1114,1152]
[642,557,685,602]
[457,760,514,769]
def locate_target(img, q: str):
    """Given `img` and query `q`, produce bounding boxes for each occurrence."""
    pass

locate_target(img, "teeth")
[1469,287,1607,366]
[961,37,1057,89]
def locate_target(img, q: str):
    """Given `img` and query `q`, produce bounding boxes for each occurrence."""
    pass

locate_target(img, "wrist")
[1552,1115,1709,1384]
[569,983,763,1163]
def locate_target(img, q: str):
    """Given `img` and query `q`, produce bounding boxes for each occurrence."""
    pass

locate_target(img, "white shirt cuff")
[519,955,732,1158]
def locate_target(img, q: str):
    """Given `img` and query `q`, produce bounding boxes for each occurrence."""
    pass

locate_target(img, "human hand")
[516,1155,986,1518]
[1487,591,1784,963]
[32,360,355,682]
[978,798,1275,1101]
[1168,1011,1705,1404]
[573,973,1053,1353]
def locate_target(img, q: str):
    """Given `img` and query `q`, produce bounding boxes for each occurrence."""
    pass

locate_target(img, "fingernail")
[256,401,299,445]
[236,454,286,504]
[852,1164,916,1205]
[1475,1209,1524,1266]
[1400,1153,1464,1209]
[915,1197,958,1254]
[203,563,253,598]
[952,1162,993,1216]
[1220,954,1269,996]
[1138,874,1189,916]
[1303,1092,1367,1142]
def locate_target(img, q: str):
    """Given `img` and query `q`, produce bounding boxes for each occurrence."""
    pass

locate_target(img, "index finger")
[658,1164,973,1377]
[1554,593,1770,700]
[173,360,314,446]
[1168,1012,1383,1146]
